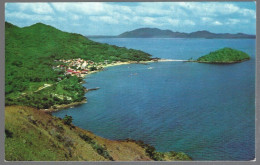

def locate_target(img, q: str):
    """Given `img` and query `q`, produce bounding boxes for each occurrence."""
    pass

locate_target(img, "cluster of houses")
[54,58,105,78]
[53,58,159,78]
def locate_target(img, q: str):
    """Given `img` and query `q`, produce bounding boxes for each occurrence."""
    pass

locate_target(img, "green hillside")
[5,22,151,109]
[197,47,250,63]
[5,106,191,161]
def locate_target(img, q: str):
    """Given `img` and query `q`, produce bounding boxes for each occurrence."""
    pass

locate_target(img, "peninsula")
[5,21,152,110]
[196,48,250,64]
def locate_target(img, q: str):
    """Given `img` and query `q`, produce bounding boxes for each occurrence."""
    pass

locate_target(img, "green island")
[5,22,191,161]
[196,47,250,63]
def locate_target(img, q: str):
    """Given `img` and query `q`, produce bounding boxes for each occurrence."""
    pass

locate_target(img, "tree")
[90,66,97,71]
[63,115,73,125]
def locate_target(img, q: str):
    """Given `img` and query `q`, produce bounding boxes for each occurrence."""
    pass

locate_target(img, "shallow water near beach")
[53,38,255,160]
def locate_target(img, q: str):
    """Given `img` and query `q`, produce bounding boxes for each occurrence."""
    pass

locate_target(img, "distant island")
[88,28,255,39]
[196,48,250,63]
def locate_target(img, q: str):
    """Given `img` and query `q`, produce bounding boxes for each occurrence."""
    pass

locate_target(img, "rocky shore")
[40,99,87,113]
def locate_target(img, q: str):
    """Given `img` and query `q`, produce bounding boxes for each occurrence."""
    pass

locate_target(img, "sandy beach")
[45,58,189,112]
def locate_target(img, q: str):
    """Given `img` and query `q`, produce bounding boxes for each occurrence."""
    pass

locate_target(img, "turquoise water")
[53,38,255,160]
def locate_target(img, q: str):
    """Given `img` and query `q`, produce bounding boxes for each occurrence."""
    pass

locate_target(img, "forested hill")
[5,22,151,109]
[117,28,256,39]
[196,48,250,63]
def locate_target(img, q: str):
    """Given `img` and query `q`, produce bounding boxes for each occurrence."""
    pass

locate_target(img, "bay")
[53,38,255,160]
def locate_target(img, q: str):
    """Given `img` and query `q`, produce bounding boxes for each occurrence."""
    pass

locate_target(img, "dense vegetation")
[124,139,191,161]
[79,134,114,161]
[5,22,151,109]
[197,47,250,63]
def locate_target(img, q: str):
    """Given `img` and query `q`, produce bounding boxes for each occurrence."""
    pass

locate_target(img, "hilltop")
[196,48,250,63]
[116,28,255,39]
[5,106,191,161]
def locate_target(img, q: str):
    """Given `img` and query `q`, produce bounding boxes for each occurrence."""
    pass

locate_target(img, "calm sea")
[53,38,255,160]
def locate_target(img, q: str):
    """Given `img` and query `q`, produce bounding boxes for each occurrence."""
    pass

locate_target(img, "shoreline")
[43,56,248,113]
[85,60,153,76]
[40,99,87,113]
[87,59,188,75]
[37,59,194,160]
[41,60,152,113]
[42,57,251,113]
[44,59,189,113]
[6,105,192,161]
[196,58,250,64]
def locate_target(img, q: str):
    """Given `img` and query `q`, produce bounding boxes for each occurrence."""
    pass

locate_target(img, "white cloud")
[52,3,108,16]
[18,3,54,14]
[226,19,240,25]
[6,11,53,21]
[89,16,119,24]
[239,8,256,18]
[213,21,223,26]
[180,2,239,15]
[12,2,255,29]
[184,20,195,26]
[135,5,170,16]
[142,17,157,26]
[167,18,180,25]
[5,2,256,35]
[201,17,212,22]
[70,14,81,20]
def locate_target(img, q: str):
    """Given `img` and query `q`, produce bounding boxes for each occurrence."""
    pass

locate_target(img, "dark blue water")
[53,38,255,160]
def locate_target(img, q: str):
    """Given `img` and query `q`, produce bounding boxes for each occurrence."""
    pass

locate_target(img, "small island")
[196,48,250,64]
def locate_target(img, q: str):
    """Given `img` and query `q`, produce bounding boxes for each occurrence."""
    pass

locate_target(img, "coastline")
[41,60,152,113]
[44,59,188,113]
[42,56,249,113]
[6,105,192,161]
[36,59,192,160]
[40,99,87,113]
[196,58,250,64]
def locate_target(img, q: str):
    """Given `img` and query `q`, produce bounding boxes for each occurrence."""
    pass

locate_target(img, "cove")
[53,38,255,160]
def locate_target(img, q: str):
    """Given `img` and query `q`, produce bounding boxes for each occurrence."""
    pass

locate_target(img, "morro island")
[196,47,250,64]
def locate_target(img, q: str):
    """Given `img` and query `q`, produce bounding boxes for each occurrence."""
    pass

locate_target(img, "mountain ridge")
[87,28,255,39]
[118,28,255,38]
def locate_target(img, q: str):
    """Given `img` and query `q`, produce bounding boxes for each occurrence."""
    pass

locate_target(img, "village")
[53,58,160,78]
[53,58,113,78]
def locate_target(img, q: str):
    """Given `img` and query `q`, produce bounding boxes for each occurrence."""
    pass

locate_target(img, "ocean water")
[53,38,255,160]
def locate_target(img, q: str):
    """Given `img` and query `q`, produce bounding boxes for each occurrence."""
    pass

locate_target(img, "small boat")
[148,67,153,69]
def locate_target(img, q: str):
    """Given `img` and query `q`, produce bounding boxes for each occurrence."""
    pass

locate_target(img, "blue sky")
[5,2,256,35]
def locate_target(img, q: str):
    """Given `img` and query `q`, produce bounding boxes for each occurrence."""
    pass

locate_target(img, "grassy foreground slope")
[5,22,151,109]
[5,106,191,161]
[197,47,250,63]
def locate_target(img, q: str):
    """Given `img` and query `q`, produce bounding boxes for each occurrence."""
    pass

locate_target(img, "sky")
[5,2,256,35]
